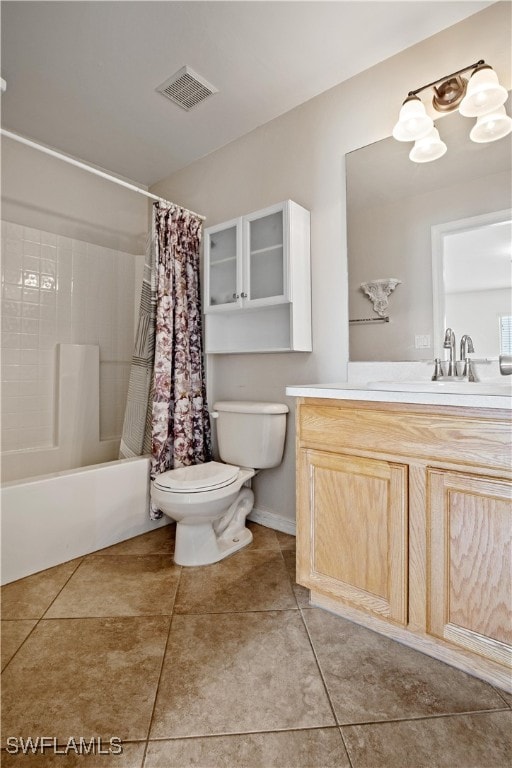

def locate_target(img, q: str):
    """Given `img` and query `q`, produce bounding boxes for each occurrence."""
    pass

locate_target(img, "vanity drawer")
[298,400,512,474]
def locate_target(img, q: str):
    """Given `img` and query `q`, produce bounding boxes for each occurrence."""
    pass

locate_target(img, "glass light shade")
[409,127,447,163]
[392,97,433,142]
[470,106,512,143]
[459,66,508,117]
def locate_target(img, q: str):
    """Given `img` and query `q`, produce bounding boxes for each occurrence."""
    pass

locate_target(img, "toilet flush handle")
[211,411,219,419]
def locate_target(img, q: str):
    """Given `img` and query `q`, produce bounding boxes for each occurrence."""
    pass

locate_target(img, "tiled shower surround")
[1,220,143,455]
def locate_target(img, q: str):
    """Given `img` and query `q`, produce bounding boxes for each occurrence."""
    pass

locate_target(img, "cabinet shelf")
[211,256,237,266]
[250,243,283,256]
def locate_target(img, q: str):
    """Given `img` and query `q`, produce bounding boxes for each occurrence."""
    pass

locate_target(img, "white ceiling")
[1,1,491,187]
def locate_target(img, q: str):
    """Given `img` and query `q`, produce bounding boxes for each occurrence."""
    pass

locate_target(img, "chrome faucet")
[460,335,477,381]
[443,328,457,376]
[460,334,474,360]
[433,329,478,381]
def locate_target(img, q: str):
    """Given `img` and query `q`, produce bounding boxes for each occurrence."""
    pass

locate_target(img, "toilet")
[151,401,288,566]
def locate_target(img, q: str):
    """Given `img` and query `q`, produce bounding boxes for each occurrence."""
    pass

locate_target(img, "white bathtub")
[1,456,167,585]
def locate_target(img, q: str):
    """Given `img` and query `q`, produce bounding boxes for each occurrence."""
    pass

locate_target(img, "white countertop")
[285,381,512,410]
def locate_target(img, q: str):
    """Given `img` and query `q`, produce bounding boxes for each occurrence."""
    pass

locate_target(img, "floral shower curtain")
[120,202,212,518]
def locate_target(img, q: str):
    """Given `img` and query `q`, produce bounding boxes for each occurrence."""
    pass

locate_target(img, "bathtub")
[1,456,167,585]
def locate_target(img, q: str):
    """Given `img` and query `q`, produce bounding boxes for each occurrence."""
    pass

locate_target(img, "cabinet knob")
[241,292,248,298]
[232,293,239,299]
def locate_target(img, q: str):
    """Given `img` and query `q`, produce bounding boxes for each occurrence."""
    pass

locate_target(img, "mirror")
[347,103,512,362]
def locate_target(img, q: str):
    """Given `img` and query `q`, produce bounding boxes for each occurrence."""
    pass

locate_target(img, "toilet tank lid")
[213,401,289,414]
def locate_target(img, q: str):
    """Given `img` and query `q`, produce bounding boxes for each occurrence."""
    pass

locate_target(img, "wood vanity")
[288,385,511,692]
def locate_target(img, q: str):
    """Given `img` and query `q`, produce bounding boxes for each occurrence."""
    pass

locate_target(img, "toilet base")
[173,487,255,566]
[174,521,253,566]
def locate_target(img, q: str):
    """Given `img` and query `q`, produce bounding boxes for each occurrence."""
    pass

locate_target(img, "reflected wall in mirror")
[432,210,511,359]
[347,103,512,362]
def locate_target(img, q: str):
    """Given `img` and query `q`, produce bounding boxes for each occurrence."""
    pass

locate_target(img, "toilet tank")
[212,401,289,469]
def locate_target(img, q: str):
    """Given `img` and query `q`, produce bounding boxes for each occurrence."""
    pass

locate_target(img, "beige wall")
[151,3,511,527]
[1,137,148,254]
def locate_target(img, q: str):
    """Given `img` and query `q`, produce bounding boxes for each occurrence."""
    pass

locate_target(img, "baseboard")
[248,506,296,536]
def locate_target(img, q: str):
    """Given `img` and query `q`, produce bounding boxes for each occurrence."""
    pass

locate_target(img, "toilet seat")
[152,461,240,494]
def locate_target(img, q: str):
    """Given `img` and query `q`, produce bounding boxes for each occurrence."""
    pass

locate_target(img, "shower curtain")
[120,202,212,518]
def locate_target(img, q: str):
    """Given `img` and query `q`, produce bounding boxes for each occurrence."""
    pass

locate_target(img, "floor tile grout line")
[491,685,512,708]
[142,564,184,766]
[16,613,178,621]
[39,556,86,619]
[1,556,86,673]
[336,725,356,768]
[173,606,299,616]
[337,706,512,729]
[274,542,302,609]
[83,552,176,558]
[296,604,354,768]
[143,723,347,743]
[1,618,40,674]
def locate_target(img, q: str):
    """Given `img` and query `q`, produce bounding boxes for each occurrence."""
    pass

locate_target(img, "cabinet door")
[243,204,288,307]
[204,219,241,312]
[297,449,408,625]
[427,470,512,668]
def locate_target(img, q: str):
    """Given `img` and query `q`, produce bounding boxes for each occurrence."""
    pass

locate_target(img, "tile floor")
[1,522,511,767]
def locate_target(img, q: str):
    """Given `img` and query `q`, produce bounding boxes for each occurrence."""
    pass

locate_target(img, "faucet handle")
[462,357,478,382]
[432,358,444,381]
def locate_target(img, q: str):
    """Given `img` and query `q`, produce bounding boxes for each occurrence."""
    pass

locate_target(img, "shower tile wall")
[1,221,143,452]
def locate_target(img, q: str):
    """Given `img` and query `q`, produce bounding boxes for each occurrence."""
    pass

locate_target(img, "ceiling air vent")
[157,66,218,111]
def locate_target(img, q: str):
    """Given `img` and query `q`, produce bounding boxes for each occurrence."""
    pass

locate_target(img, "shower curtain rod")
[0,128,206,221]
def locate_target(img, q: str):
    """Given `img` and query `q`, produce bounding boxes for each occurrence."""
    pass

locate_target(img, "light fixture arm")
[406,60,485,99]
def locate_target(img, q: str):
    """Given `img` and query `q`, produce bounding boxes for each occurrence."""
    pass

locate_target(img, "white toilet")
[151,401,288,566]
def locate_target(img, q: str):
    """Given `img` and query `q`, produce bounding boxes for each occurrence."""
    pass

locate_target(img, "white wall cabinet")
[204,200,311,353]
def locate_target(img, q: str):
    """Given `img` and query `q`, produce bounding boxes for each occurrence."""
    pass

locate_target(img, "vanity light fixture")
[393,60,512,163]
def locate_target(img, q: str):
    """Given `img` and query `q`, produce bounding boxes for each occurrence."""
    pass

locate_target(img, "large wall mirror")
[347,104,511,362]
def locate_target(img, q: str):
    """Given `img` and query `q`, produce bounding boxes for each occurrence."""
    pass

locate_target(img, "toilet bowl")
[151,461,255,565]
[150,401,288,566]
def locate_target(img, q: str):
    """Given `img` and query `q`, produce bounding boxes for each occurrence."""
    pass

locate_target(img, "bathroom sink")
[368,380,512,395]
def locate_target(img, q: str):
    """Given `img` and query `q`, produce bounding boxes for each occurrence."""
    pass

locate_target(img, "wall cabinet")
[204,200,311,353]
[295,398,512,690]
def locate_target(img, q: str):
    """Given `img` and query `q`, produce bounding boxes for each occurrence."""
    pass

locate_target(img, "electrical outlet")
[415,334,431,349]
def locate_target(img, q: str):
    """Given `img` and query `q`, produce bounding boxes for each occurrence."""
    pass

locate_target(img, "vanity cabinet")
[427,469,511,668]
[295,397,512,689]
[203,200,311,353]
[299,449,408,624]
